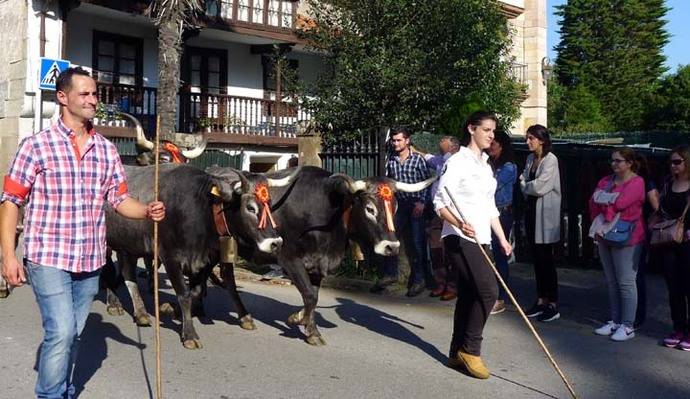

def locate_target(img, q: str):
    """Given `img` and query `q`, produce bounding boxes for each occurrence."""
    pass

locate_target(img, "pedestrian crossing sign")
[39,57,70,91]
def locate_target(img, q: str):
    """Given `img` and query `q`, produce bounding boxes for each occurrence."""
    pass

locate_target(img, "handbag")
[649,189,690,247]
[596,175,635,247]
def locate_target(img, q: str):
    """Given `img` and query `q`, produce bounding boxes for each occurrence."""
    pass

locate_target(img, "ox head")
[121,113,207,166]
[206,166,300,254]
[331,174,437,257]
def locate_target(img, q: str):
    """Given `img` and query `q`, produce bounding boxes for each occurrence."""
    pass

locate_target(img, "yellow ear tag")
[210,185,222,197]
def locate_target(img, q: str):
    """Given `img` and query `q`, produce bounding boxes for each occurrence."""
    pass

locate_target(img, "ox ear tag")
[210,185,222,197]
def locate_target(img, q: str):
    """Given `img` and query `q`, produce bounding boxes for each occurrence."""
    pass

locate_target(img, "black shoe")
[537,304,560,322]
[405,283,426,297]
[370,276,397,293]
[524,302,547,318]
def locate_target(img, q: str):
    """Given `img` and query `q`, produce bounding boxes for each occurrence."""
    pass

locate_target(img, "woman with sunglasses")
[657,145,690,350]
[589,148,645,342]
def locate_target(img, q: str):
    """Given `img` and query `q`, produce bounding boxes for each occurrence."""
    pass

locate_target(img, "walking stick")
[443,187,577,399]
[153,115,163,399]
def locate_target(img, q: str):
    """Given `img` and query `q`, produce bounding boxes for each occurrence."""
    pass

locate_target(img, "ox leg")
[165,262,202,349]
[189,264,212,318]
[0,275,10,299]
[102,254,125,316]
[286,266,325,346]
[220,262,256,330]
[120,253,152,327]
[144,256,155,293]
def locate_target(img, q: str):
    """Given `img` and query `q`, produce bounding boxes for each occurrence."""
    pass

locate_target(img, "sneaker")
[537,304,560,322]
[679,335,690,351]
[525,302,547,318]
[491,300,506,315]
[429,286,445,297]
[594,321,620,336]
[610,325,635,342]
[440,291,457,301]
[405,282,426,297]
[663,331,684,348]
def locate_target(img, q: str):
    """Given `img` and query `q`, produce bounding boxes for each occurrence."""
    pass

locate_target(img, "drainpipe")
[33,8,47,133]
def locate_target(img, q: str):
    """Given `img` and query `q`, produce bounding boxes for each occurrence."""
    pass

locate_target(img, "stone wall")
[0,0,28,181]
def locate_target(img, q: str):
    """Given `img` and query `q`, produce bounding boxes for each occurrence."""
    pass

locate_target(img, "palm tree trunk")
[156,13,184,135]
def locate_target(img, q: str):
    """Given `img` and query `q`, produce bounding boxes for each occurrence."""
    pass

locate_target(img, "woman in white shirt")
[434,111,512,380]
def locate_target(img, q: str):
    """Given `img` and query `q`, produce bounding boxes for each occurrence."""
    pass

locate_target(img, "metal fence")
[320,130,384,179]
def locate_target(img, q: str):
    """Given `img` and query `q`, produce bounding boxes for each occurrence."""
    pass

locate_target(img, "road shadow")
[33,313,147,398]
[330,297,446,363]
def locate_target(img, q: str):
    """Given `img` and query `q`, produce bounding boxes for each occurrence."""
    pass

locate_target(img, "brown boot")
[448,351,490,379]
[440,291,457,301]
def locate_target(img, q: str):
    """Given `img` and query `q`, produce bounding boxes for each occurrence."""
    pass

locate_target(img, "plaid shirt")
[386,151,432,202]
[1,119,129,273]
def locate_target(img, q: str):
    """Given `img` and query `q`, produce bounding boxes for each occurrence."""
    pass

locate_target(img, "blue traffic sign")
[39,57,70,91]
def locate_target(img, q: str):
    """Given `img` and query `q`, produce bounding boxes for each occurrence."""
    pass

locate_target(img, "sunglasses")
[670,159,684,166]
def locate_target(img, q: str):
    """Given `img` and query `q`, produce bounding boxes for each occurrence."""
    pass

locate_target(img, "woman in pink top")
[588,147,645,342]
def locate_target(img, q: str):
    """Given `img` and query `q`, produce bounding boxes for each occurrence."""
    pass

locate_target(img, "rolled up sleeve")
[1,138,38,206]
[105,146,129,208]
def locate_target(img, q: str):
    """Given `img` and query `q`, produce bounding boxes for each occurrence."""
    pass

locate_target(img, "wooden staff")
[153,115,162,399]
[443,186,577,399]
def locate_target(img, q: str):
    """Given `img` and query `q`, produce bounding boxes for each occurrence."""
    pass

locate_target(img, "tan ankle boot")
[448,351,490,379]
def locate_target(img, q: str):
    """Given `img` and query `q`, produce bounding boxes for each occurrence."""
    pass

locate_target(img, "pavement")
[0,262,689,399]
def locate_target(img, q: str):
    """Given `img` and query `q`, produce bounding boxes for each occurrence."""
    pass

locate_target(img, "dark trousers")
[660,241,690,333]
[428,216,457,293]
[533,243,559,303]
[491,208,513,300]
[382,201,430,285]
[445,235,498,357]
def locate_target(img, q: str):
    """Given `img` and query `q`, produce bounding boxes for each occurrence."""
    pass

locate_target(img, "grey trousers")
[597,242,643,327]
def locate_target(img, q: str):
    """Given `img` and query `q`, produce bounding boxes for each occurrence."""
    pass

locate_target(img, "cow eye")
[365,205,377,215]
[246,205,258,214]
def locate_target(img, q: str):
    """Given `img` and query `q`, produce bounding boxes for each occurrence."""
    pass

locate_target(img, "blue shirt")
[386,151,432,202]
[494,161,517,208]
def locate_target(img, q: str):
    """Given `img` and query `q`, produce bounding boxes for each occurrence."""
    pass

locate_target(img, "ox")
[104,163,295,349]
[215,165,435,345]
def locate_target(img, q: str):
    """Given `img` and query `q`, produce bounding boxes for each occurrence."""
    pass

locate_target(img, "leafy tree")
[652,65,690,132]
[555,84,613,134]
[554,0,669,131]
[297,0,523,138]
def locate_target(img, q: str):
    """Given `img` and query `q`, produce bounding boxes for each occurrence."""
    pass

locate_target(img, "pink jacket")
[589,175,646,246]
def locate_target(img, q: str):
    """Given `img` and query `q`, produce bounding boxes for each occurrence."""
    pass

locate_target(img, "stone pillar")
[521,0,548,130]
[296,122,322,167]
[0,0,29,181]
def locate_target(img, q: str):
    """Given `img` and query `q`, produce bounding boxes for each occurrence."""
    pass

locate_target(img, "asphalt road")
[1,264,689,399]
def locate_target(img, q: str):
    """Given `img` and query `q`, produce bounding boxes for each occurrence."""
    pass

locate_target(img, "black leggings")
[532,243,559,303]
[660,241,690,333]
[444,235,498,357]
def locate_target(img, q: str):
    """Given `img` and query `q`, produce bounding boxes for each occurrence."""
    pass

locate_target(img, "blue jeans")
[382,201,430,285]
[25,260,101,399]
[491,208,513,300]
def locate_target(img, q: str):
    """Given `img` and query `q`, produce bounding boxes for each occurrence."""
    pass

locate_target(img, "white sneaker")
[610,325,635,342]
[594,321,619,336]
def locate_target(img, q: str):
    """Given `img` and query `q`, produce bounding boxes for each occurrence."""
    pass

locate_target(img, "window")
[262,55,298,93]
[92,31,143,86]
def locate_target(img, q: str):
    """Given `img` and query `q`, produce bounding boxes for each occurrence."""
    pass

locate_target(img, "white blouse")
[433,146,499,244]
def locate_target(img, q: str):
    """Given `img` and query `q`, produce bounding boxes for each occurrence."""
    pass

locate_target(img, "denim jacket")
[494,162,517,208]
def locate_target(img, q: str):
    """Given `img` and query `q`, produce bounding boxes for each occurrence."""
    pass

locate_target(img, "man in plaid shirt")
[371,126,433,297]
[0,68,165,398]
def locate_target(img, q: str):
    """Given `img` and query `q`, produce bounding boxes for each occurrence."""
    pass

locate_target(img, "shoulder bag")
[649,187,690,247]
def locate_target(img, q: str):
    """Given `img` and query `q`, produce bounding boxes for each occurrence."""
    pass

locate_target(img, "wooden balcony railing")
[178,91,310,138]
[95,83,310,138]
[204,0,298,31]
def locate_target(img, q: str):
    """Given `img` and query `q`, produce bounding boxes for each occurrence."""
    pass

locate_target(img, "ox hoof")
[134,313,152,327]
[306,335,327,346]
[286,310,305,326]
[183,339,203,350]
[160,302,176,316]
[106,304,125,316]
[0,289,11,299]
[239,315,257,331]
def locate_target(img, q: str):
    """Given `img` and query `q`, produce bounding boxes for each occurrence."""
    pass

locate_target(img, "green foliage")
[298,0,522,139]
[554,0,669,131]
[651,65,690,132]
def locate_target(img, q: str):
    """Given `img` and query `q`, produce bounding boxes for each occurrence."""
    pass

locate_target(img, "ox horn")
[180,133,208,159]
[267,166,302,187]
[121,113,154,151]
[330,173,367,194]
[394,175,437,192]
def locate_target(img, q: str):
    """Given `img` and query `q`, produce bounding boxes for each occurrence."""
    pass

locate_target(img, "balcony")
[202,0,301,42]
[95,83,309,143]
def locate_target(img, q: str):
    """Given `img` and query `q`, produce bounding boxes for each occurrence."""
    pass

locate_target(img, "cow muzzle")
[374,240,400,256]
[257,237,284,254]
